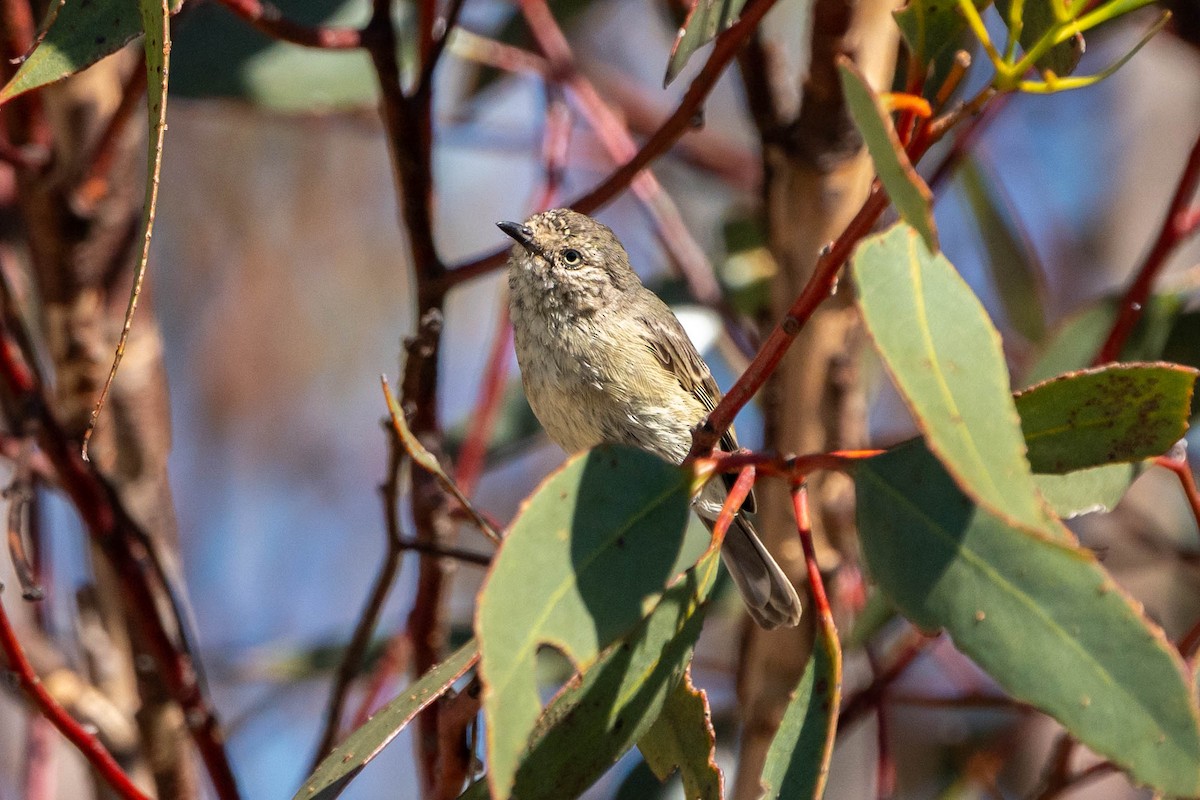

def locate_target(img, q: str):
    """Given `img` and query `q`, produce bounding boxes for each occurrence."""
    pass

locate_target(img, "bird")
[498,208,802,629]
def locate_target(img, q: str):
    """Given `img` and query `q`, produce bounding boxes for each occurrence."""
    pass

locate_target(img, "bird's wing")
[637,302,756,514]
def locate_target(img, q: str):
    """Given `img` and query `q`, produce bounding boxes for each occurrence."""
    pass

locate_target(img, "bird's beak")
[496,220,537,254]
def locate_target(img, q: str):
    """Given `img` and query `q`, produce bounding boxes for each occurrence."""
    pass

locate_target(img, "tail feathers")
[719,515,803,629]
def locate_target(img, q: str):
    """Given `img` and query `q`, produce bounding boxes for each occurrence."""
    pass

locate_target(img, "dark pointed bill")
[497,220,536,253]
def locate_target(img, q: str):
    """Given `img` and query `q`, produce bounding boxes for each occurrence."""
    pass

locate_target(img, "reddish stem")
[0,592,150,800]
[453,304,511,497]
[711,466,757,548]
[0,322,241,800]
[689,186,891,457]
[839,632,933,735]
[1156,454,1200,539]
[791,485,832,620]
[697,448,882,484]
[520,0,723,305]
[432,0,785,294]
[214,0,362,48]
[1095,128,1200,365]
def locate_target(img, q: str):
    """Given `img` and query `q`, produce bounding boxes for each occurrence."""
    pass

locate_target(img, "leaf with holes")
[639,666,723,799]
[295,639,479,800]
[857,442,1200,797]
[477,444,707,798]
[1016,363,1196,473]
[852,223,1052,535]
[839,59,937,250]
[461,550,718,800]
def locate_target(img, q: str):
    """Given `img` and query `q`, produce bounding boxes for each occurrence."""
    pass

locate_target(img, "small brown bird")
[499,208,802,629]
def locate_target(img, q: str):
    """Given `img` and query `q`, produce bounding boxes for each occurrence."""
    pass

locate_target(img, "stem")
[0,312,241,800]
[431,0,784,295]
[309,426,408,766]
[214,0,362,48]
[0,591,150,800]
[1094,127,1200,364]
[452,303,512,498]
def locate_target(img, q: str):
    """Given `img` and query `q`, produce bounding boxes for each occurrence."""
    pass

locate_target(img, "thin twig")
[452,304,512,498]
[695,448,883,484]
[432,0,786,294]
[0,590,150,800]
[349,630,411,731]
[520,0,724,306]
[1095,127,1200,364]
[214,0,362,48]
[1156,453,1200,544]
[309,424,408,767]
[689,87,997,459]
[0,319,241,800]
[839,630,934,736]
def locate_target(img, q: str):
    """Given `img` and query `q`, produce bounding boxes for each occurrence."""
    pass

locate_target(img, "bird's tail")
[719,514,803,629]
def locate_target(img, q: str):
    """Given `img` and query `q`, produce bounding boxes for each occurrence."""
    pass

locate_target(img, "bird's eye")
[561,248,583,266]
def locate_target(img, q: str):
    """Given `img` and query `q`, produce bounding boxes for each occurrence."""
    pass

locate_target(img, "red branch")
[432,0,785,294]
[0,592,150,800]
[1095,127,1200,365]
[1156,453,1200,540]
[519,0,723,305]
[710,465,757,549]
[790,485,832,619]
[214,0,362,48]
[452,304,511,498]
[0,323,241,799]
[689,186,891,456]
[697,448,882,485]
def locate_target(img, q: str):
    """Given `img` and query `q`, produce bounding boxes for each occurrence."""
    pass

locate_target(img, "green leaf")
[852,223,1052,535]
[1034,462,1138,519]
[477,445,708,798]
[838,59,938,250]
[894,0,973,66]
[1016,363,1197,473]
[995,0,1083,76]
[1,0,140,102]
[958,158,1047,343]
[857,442,1200,797]
[759,615,842,799]
[663,0,748,86]
[639,667,723,799]
[463,551,719,800]
[1021,294,1184,387]
[295,639,479,800]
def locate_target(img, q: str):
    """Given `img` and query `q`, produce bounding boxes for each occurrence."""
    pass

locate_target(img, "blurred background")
[1,0,1199,798]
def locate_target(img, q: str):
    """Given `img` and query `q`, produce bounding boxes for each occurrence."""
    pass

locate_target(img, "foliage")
[0,0,1197,798]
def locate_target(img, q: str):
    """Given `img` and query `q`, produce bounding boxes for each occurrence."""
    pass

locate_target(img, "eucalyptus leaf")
[477,445,707,797]
[1016,363,1197,473]
[839,61,938,250]
[852,223,1053,535]
[857,442,1200,797]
